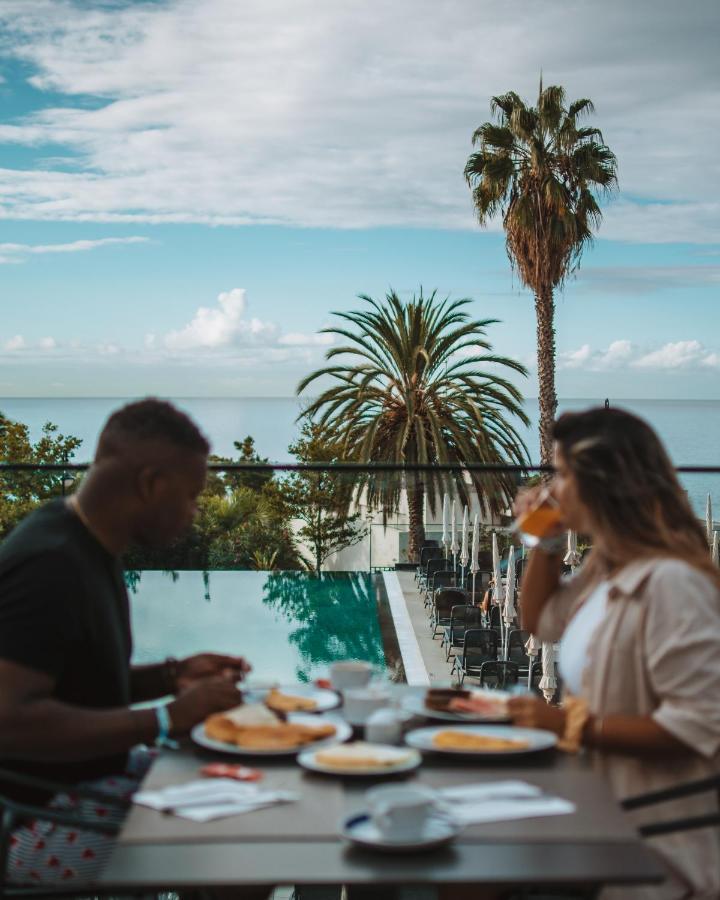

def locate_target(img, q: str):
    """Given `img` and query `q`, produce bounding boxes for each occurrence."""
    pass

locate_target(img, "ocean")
[1,396,718,516]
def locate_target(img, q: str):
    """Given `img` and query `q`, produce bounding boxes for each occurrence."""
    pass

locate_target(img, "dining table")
[98,685,667,895]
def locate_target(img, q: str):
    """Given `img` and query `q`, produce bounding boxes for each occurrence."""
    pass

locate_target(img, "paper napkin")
[437,780,575,826]
[133,778,298,822]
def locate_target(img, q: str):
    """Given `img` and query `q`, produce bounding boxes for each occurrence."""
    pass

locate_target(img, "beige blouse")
[537,556,720,900]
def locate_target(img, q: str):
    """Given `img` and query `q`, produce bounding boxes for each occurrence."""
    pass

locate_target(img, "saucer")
[340,812,459,853]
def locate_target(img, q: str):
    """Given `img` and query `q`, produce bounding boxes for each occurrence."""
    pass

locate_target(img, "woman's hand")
[508,694,566,736]
[512,484,548,519]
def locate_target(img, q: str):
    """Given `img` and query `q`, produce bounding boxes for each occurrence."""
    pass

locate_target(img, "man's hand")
[508,694,566,736]
[167,678,244,735]
[176,653,251,692]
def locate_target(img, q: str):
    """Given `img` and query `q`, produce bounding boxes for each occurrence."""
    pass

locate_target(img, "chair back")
[476,550,493,570]
[435,588,467,610]
[506,629,530,665]
[449,604,482,629]
[462,628,498,659]
[479,660,520,689]
[434,589,463,619]
[419,544,442,569]
[425,557,449,580]
[487,605,502,630]
[429,570,456,593]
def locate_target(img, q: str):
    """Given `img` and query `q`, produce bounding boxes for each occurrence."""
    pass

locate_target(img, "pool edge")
[381,571,430,686]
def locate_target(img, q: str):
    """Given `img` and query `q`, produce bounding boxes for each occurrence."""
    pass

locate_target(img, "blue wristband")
[155,704,179,750]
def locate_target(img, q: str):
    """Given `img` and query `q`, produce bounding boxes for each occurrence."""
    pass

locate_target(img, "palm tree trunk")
[534,288,557,468]
[408,480,426,562]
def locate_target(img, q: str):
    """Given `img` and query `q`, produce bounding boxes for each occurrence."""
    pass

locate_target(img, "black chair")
[0,769,132,899]
[420,557,450,599]
[478,660,521,690]
[442,604,482,661]
[621,774,720,838]
[425,570,456,606]
[505,628,531,670]
[430,588,467,637]
[486,603,502,635]
[452,628,498,685]
[415,542,441,583]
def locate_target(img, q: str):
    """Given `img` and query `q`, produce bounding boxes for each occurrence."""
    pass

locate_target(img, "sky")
[0,0,718,399]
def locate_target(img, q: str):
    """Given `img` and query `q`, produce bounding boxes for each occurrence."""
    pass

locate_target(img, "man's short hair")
[97,398,210,458]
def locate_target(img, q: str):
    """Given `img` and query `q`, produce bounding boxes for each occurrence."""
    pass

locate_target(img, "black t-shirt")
[0,499,132,802]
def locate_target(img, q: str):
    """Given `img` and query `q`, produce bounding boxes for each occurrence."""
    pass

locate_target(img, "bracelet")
[154,704,179,750]
[164,656,179,695]
[557,695,590,753]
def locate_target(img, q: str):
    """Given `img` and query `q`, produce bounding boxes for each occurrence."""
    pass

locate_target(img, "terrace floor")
[389,571,455,684]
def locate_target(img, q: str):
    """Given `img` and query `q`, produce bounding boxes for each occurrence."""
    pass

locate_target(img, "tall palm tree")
[464,83,617,465]
[297,289,529,561]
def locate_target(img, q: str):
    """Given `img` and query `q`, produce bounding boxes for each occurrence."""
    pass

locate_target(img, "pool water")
[127,570,400,683]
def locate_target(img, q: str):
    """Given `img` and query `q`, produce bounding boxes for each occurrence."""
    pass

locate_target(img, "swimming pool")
[127,570,404,683]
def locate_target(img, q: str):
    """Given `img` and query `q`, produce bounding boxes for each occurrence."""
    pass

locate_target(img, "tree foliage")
[0,413,82,537]
[297,289,529,560]
[285,421,367,575]
[465,82,617,464]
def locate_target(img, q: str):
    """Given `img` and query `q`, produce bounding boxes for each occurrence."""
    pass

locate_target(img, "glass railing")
[1,460,718,681]
[1,460,719,573]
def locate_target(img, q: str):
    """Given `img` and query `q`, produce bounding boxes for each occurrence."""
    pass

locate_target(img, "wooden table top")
[99,690,666,891]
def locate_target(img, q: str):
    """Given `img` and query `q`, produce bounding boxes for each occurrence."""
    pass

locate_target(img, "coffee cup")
[366,784,438,841]
[330,660,373,691]
[342,687,390,724]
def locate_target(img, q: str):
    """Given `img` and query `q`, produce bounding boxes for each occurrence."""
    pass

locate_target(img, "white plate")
[340,812,459,852]
[243,684,340,713]
[404,725,558,757]
[298,745,422,777]
[191,713,352,757]
[402,691,511,724]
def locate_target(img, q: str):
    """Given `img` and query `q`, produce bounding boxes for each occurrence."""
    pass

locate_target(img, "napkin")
[437,780,575,826]
[133,778,298,822]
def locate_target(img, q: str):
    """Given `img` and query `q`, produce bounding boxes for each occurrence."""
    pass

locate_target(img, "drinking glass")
[514,488,563,548]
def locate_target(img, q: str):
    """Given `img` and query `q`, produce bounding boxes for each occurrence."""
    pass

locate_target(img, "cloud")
[560,338,720,372]
[632,340,709,370]
[0,0,717,240]
[0,235,149,264]
[4,335,25,351]
[162,288,278,351]
[559,340,634,371]
[560,344,592,369]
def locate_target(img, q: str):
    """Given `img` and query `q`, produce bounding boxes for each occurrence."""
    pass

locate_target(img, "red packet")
[314,678,332,690]
[200,763,263,782]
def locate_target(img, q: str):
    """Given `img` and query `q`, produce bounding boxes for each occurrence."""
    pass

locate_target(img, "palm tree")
[464,83,617,465]
[297,289,529,561]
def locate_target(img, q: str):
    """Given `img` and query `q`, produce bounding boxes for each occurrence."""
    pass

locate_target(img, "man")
[0,398,247,885]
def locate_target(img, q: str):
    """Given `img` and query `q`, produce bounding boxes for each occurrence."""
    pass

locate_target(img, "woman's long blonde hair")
[553,407,719,584]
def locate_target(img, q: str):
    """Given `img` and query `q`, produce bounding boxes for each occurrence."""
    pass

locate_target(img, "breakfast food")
[432,730,529,752]
[204,703,336,751]
[447,690,509,718]
[264,688,318,713]
[313,742,414,770]
[424,688,471,712]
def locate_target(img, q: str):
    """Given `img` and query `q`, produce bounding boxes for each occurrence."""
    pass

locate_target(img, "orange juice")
[515,499,563,547]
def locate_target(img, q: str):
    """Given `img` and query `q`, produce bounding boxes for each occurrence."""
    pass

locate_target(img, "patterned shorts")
[7,746,157,886]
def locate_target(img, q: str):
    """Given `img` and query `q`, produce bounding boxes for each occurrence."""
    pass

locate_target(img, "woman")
[508,407,720,900]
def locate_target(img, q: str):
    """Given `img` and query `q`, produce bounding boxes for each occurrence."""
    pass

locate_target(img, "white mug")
[342,687,390,724]
[366,785,438,841]
[330,660,373,691]
[365,707,403,745]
